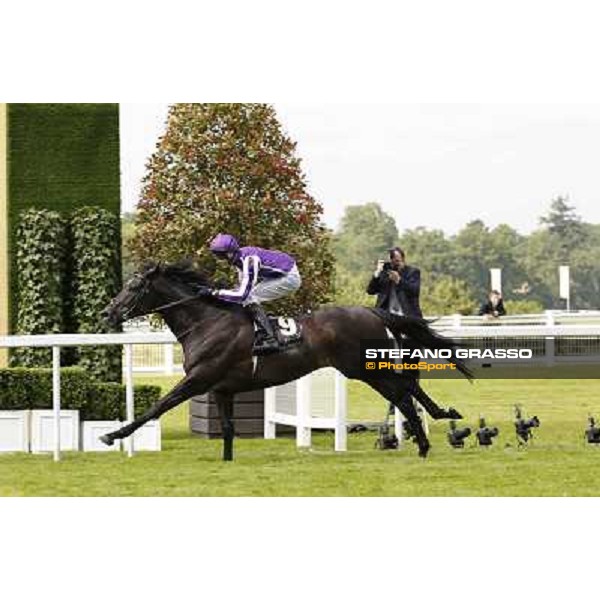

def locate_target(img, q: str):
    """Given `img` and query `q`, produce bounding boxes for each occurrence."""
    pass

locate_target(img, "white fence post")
[163,343,175,375]
[296,375,311,448]
[264,387,276,439]
[52,346,61,462]
[394,407,403,449]
[334,371,347,452]
[124,344,135,457]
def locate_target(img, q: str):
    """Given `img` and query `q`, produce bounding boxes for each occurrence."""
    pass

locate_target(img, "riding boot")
[246,303,279,354]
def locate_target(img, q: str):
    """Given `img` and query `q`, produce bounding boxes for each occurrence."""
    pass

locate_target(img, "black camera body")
[380,262,398,280]
[586,416,600,444]
[376,424,399,450]
[447,420,472,448]
[514,406,540,444]
[476,417,499,446]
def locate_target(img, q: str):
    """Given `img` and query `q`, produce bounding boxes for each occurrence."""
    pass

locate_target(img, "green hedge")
[10,204,124,378]
[0,368,161,421]
[7,104,121,331]
[71,207,122,381]
[85,383,161,420]
[11,209,67,367]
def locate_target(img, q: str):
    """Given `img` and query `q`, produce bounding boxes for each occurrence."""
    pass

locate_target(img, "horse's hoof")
[418,441,431,458]
[100,434,114,447]
[447,408,463,420]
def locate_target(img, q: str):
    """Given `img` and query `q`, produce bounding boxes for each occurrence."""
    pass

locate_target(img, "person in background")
[478,289,506,318]
[366,247,422,318]
[367,247,425,422]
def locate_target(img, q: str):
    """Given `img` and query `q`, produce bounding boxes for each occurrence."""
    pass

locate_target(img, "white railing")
[123,311,600,372]
[0,332,177,462]
[264,368,348,451]
[428,310,600,329]
[3,316,600,460]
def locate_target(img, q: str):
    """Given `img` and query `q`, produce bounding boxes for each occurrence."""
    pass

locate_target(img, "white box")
[81,421,122,452]
[130,420,161,451]
[0,410,30,452]
[30,410,80,453]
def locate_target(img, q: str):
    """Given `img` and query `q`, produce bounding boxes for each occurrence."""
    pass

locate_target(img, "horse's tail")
[371,308,474,382]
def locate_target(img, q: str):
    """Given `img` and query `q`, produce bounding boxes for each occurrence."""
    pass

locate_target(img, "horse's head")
[101,262,162,326]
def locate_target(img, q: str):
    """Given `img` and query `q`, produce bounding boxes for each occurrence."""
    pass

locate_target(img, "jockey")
[207,233,302,354]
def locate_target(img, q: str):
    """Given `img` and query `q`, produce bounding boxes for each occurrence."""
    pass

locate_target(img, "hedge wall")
[6,103,121,331]
[11,209,67,367]
[71,207,122,381]
[0,367,161,421]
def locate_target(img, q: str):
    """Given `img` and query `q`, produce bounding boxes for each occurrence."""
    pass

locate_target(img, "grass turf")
[1,375,600,496]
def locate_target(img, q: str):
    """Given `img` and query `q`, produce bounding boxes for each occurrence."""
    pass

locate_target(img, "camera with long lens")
[476,416,499,446]
[586,416,600,444]
[447,420,471,448]
[514,405,540,445]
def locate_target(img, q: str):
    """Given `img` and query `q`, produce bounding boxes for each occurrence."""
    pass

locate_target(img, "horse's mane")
[159,260,213,291]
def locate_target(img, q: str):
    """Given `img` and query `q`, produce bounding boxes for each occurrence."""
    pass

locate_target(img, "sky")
[119,103,600,235]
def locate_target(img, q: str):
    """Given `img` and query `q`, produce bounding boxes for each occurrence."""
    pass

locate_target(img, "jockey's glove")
[197,286,215,297]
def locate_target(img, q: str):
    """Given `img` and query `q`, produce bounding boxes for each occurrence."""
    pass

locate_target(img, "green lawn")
[1,375,600,496]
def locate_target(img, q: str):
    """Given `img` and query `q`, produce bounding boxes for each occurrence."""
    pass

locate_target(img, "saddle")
[253,316,303,355]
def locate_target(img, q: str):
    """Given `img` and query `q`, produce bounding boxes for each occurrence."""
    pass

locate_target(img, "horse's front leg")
[214,392,235,462]
[100,372,208,447]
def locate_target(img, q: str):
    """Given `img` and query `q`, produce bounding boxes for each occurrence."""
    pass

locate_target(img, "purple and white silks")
[214,246,301,305]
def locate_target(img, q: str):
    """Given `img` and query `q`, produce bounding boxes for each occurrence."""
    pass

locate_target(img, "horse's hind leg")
[365,376,430,458]
[215,392,235,462]
[410,379,463,420]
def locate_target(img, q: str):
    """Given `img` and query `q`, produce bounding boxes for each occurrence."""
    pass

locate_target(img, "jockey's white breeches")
[244,265,301,305]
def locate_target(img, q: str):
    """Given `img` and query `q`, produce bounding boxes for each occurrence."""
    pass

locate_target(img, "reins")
[120,276,207,322]
[152,294,205,314]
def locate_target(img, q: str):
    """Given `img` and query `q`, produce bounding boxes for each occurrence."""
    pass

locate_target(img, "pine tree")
[540,196,587,259]
[130,104,334,314]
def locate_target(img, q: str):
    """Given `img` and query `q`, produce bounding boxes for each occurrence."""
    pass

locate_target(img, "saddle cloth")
[254,316,303,351]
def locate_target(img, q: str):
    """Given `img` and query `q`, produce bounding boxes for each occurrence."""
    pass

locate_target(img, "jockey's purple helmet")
[209,233,240,255]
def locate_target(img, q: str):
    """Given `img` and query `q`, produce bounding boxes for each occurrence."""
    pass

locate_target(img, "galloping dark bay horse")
[100,262,472,459]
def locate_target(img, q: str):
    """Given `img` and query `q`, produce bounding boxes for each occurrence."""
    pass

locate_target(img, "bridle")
[117,274,209,322]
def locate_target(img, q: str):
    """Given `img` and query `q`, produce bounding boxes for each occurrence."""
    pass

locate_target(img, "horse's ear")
[141,261,160,277]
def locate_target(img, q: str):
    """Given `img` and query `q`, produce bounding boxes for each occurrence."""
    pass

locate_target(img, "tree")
[518,229,560,308]
[570,224,600,309]
[398,227,453,283]
[333,203,398,275]
[420,275,477,316]
[130,104,334,315]
[121,212,137,283]
[540,196,587,260]
[504,299,544,314]
[331,266,373,307]
[450,219,496,293]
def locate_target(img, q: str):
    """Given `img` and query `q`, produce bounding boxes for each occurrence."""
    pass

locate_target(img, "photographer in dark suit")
[367,247,422,318]
[367,247,426,426]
